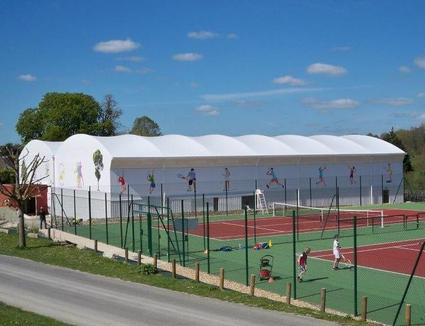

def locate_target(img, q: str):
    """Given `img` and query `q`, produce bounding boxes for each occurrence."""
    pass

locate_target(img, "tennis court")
[311,239,425,277]
[187,208,425,241]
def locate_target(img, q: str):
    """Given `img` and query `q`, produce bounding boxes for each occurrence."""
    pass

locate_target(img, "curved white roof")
[52,133,404,158]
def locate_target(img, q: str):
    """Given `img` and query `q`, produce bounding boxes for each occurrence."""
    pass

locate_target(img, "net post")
[292,210,297,300]
[272,202,275,217]
[73,189,77,235]
[181,199,185,267]
[206,202,210,274]
[105,192,109,245]
[353,215,358,316]
[244,206,249,286]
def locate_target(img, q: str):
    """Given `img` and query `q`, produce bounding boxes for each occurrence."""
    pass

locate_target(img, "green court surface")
[63,203,425,326]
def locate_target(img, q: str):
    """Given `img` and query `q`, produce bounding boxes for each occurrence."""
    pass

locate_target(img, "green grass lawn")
[0,301,69,325]
[0,232,379,326]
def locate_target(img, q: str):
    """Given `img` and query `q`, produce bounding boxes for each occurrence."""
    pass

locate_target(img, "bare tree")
[0,145,47,248]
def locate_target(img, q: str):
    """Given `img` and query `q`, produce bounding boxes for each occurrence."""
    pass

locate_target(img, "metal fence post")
[353,215,358,316]
[88,187,92,240]
[181,200,185,267]
[202,194,206,250]
[206,202,210,274]
[131,194,135,252]
[147,196,153,257]
[73,189,77,235]
[105,192,109,245]
[60,188,64,231]
[359,175,362,206]
[244,206,249,286]
[119,193,123,248]
[292,210,297,299]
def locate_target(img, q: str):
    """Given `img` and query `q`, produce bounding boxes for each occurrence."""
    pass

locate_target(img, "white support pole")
[297,188,300,206]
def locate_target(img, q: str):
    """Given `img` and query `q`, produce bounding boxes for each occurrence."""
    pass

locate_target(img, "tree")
[381,127,413,173]
[93,150,104,191]
[16,92,122,143]
[98,95,122,136]
[0,145,46,248]
[130,116,162,136]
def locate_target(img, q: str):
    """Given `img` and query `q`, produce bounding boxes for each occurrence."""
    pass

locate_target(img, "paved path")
[0,255,335,326]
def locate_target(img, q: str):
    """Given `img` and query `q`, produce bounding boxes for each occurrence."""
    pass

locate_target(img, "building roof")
[40,133,405,159]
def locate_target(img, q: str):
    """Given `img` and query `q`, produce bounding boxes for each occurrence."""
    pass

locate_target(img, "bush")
[142,264,158,275]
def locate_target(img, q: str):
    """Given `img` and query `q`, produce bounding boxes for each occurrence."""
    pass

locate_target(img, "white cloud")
[227,33,238,39]
[18,74,36,82]
[117,56,144,62]
[414,56,425,69]
[114,65,131,73]
[196,105,219,116]
[273,75,305,86]
[399,66,411,73]
[331,46,351,52]
[201,87,326,102]
[417,92,425,98]
[188,31,218,40]
[373,98,414,106]
[419,113,425,122]
[172,53,203,62]
[94,39,140,53]
[307,63,347,76]
[303,98,359,110]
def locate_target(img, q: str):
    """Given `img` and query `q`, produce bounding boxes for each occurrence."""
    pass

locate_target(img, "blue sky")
[1,0,425,143]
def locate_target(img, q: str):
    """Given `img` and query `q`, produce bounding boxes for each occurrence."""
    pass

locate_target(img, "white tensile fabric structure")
[21,133,405,215]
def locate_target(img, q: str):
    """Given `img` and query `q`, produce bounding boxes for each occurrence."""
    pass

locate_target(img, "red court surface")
[188,209,425,240]
[310,239,425,277]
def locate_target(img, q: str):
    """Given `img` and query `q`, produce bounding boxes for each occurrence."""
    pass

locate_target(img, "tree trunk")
[18,209,26,248]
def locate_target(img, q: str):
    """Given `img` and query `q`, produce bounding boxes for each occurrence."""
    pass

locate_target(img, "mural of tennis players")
[266,168,284,189]
[316,166,327,186]
[223,168,231,191]
[386,163,393,183]
[75,162,84,188]
[349,166,356,184]
[186,168,196,192]
[147,171,156,194]
[118,175,126,193]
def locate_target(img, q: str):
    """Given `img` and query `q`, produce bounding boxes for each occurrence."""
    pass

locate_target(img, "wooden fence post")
[361,297,368,321]
[153,254,158,269]
[125,248,128,263]
[172,259,176,279]
[405,304,411,326]
[320,288,326,312]
[94,239,98,252]
[219,268,225,290]
[195,262,200,282]
[137,251,142,265]
[250,274,256,296]
[286,283,292,305]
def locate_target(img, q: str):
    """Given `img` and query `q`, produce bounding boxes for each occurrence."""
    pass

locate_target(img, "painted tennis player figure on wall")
[178,168,196,191]
[223,168,231,191]
[147,171,156,194]
[118,175,127,193]
[316,166,327,186]
[348,165,356,184]
[75,161,84,188]
[386,163,393,183]
[265,168,285,189]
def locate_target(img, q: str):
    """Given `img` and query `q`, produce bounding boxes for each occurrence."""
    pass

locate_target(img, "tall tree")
[16,92,122,143]
[381,127,413,173]
[130,116,162,136]
[98,94,122,136]
[0,145,46,247]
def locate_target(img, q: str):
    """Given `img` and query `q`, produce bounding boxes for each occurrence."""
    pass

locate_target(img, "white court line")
[220,221,284,233]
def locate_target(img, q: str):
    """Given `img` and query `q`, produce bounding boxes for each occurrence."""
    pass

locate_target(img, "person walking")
[39,206,47,229]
